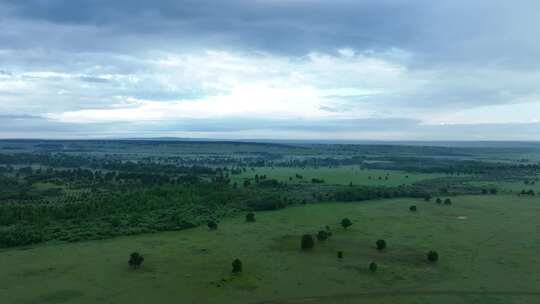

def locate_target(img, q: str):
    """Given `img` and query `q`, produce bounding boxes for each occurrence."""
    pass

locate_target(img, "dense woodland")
[1,140,539,248]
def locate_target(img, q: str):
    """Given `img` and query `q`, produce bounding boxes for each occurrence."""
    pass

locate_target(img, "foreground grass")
[1,195,539,304]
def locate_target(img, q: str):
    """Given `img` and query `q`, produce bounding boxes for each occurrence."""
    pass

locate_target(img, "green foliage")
[427,250,439,262]
[341,218,352,229]
[316,230,329,241]
[369,262,378,272]
[232,259,242,274]
[128,252,144,269]
[245,212,256,222]
[376,239,387,251]
[409,205,417,212]
[301,234,315,250]
[337,251,343,259]
[444,198,452,205]
[207,221,218,230]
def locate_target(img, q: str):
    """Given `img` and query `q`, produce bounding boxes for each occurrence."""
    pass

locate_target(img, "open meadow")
[2,194,539,304]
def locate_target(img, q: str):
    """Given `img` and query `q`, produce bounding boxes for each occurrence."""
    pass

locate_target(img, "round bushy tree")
[337,251,343,259]
[444,198,452,205]
[427,250,439,262]
[232,259,243,273]
[376,239,387,251]
[208,221,218,230]
[341,218,352,229]
[435,198,442,204]
[369,262,378,273]
[128,252,144,269]
[301,234,315,250]
[245,212,256,222]
[409,205,417,212]
[317,230,329,241]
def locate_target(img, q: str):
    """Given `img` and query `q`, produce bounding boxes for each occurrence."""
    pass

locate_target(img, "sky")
[1,0,540,140]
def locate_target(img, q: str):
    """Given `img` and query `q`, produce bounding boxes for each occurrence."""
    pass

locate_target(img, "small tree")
[301,234,315,250]
[435,198,442,204]
[369,262,378,272]
[245,212,256,222]
[424,195,432,202]
[409,205,417,212]
[341,218,352,229]
[128,252,144,269]
[443,198,452,205]
[427,250,439,262]
[337,251,343,259]
[376,239,387,251]
[232,259,242,274]
[208,221,218,230]
[316,230,329,241]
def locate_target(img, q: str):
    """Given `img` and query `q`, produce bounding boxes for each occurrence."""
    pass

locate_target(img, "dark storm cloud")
[2,0,539,67]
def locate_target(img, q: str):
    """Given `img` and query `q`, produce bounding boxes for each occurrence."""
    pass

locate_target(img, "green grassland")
[232,166,446,187]
[2,195,539,304]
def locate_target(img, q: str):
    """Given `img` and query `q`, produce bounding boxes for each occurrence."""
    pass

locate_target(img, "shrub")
[443,198,452,205]
[409,205,417,212]
[245,212,256,222]
[301,234,315,250]
[128,252,144,269]
[369,262,378,272]
[435,198,442,204]
[317,230,329,241]
[427,250,439,262]
[232,259,242,273]
[376,239,387,251]
[208,221,218,230]
[341,218,352,229]
[337,251,343,259]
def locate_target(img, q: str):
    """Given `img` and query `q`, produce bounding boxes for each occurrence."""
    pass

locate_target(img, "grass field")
[2,195,539,304]
[232,166,446,187]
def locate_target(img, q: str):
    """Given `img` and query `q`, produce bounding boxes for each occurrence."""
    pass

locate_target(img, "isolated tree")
[435,198,442,204]
[376,239,387,251]
[245,212,256,222]
[341,218,352,229]
[208,220,218,230]
[128,252,144,269]
[427,250,439,262]
[301,234,315,250]
[317,230,329,241]
[232,259,242,274]
[443,198,452,205]
[409,205,417,212]
[369,262,378,272]
[337,251,343,259]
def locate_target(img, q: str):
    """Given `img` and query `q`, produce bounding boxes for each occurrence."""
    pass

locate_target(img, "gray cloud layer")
[1,0,540,139]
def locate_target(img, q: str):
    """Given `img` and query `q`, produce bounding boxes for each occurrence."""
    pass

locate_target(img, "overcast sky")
[1,0,540,140]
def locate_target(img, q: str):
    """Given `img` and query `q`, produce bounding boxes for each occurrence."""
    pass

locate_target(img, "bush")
[337,251,343,259]
[369,262,378,272]
[443,198,452,205]
[232,258,242,273]
[341,218,352,229]
[376,239,387,251]
[301,234,315,250]
[409,205,417,212]
[128,252,144,269]
[427,250,439,262]
[435,198,442,204]
[317,230,329,241]
[208,221,218,230]
[245,212,256,222]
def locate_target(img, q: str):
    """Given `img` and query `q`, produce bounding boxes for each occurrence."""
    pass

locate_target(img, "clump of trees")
[208,221,218,230]
[317,230,330,241]
[232,259,242,274]
[341,218,352,229]
[245,212,256,222]
[409,205,417,212]
[443,198,452,205]
[369,262,378,272]
[128,252,144,269]
[435,198,442,204]
[427,250,439,262]
[376,239,387,251]
[301,234,315,250]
